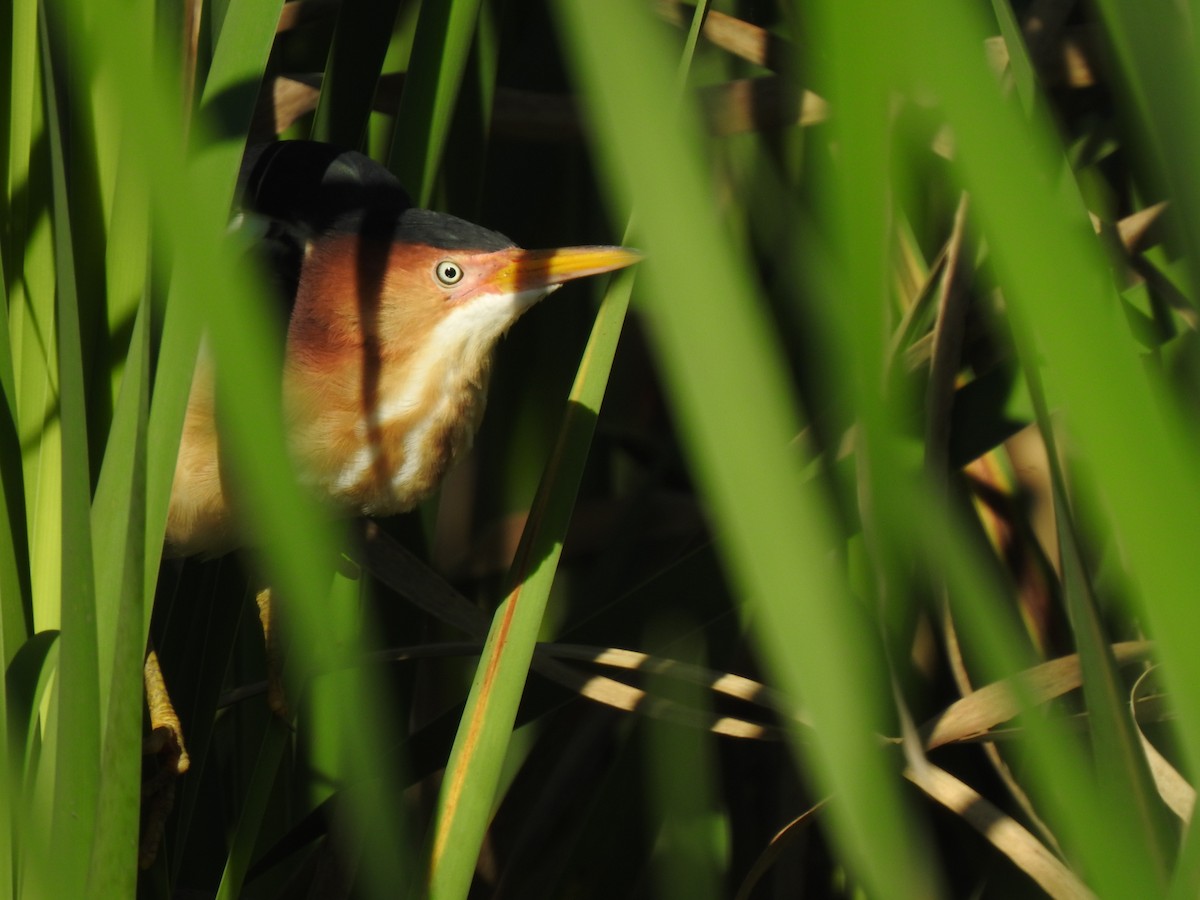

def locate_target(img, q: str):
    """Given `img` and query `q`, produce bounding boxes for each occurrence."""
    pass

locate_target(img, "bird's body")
[145,143,638,860]
[164,141,639,556]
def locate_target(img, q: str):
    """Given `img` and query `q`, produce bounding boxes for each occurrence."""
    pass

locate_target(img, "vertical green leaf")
[10,0,60,637]
[40,12,100,895]
[388,0,483,204]
[311,0,404,147]
[427,268,638,898]
[552,1,939,896]
[86,299,150,896]
[643,619,723,900]
[0,262,16,900]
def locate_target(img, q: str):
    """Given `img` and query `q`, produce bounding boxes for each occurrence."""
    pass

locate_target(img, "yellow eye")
[435,260,464,286]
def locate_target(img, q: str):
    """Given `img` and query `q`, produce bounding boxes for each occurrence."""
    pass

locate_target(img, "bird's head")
[287,209,640,380]
[377,239,641,366]
[240,142,640,370]
[167,141,642,554]
[278,213,640,515]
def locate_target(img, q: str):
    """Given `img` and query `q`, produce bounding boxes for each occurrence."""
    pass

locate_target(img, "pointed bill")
[494,245,643,293]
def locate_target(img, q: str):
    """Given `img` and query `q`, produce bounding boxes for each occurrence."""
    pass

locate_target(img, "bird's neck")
[283,319,494,517]
[281,233,504,515]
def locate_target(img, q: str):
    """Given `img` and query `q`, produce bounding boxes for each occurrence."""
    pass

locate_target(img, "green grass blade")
[0,209,25,898]
[10,0,60,638]
[427,267,638,898]
[215,719,291,900]
[192,7,411,894]
[5,631,58,778]
[142,0,285,601]
[86,298,150,896]
[814,0,1173,890]
[989,0,1039,113]
[0,203,31,900]
[40,15,102,896]
[89,233,147,734]
[304,569,414,899]
[387,0,483,204]
[47,1,312,894]
[1024,354,1174,881]
[903,0,1200,891]
[6,629,57,898]
[310,0,403,147]
[552,2,939,895]
[1087,1,1200,280]
[102,134,150,431]
[643,619,723,900]
[0,241,32,666]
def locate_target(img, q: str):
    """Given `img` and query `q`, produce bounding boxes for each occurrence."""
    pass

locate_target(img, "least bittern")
[143,140,639,862]
[166,140,640,555]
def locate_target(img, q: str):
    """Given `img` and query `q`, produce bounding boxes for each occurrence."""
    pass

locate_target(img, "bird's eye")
[435,260,464,286]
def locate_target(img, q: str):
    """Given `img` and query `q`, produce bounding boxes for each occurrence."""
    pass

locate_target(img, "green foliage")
[4,0,1200,897]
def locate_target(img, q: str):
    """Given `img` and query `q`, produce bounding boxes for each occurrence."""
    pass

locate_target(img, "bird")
[141,140,640,865]
[165,140,641,558]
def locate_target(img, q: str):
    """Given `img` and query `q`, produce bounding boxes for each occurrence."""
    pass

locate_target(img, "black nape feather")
[237,140,412,235]
[237,140,516,252]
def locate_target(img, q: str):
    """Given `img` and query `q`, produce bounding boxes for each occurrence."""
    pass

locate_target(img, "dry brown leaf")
[1131,667,1195,823]
[654,0,791,71]
[922,641,1154,749]
[906,763,1094,899]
